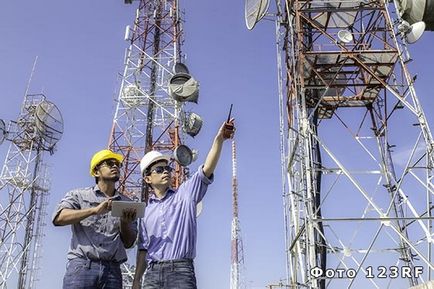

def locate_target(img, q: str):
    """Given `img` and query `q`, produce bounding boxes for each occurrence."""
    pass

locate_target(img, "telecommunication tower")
[110,0,202,286]
[0,68,63,289]
[246,0,434,288]
[230,140,246,289]
[110,0,201,200]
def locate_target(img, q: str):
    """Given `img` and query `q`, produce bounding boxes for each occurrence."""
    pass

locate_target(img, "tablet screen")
[111,201,146,218]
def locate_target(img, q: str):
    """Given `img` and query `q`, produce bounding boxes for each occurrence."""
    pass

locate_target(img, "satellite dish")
[245,0,270,30]
[0,119,7,145]
[396,0,434,30]
[337,29,354,43]
[35,100,64,150]
[196,201,203,218]
[173,145,193,166]
[168,73,199,103]
[406,21,426,44]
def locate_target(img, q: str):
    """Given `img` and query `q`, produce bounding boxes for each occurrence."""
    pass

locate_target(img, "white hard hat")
[140,150,170,175]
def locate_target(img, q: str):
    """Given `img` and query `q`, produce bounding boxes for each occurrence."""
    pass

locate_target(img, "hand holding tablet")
[111,201,146,218]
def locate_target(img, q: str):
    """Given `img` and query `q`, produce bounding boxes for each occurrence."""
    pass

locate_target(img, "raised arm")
[203,118,235,178]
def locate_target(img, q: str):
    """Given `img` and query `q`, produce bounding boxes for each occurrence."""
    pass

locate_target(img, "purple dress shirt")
[137,166,213,262]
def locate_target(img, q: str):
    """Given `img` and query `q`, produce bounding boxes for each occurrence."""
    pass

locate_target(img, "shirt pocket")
[80,199,101,227]
[166,202,182,218]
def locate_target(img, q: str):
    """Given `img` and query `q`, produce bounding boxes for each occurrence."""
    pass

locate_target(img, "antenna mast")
[109,0,186,201]
[273,0,434,288]
[230,140,246,289]
[111,0,202,285]
[0,69,63,288]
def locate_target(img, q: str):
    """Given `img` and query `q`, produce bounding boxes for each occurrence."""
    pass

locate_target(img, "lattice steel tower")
[0,70,63,289]
[110,0,201,287]
[268,0,434,288]
[230,140,246,289]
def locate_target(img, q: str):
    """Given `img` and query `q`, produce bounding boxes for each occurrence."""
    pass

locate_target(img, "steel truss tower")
[109,0,191,286]
[109,0,187,201]
[0,88,63,289]
[275,0,434,288]
[230,140,246,289]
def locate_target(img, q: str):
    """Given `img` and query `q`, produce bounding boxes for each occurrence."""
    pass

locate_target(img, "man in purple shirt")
[132,119,235,289]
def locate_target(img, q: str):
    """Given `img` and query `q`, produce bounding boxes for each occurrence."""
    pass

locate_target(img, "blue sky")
[1,1,434,289]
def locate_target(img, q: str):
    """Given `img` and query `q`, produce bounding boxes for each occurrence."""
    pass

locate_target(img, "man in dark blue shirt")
[53,149,138,289]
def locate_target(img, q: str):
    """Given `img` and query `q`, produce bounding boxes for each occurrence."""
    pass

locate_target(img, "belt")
[149,258,193,269]
[71,257,122,268]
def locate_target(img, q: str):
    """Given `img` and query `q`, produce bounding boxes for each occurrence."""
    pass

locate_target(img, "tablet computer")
[111,201,146,218]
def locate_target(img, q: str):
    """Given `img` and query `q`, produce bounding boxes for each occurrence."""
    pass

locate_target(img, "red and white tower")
[246,0,434,287]
[109,0,188,201]
[230,140,246,289]
[109,0,201,286]
[271,0,434,288]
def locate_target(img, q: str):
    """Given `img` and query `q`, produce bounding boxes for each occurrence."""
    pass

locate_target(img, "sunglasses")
[147,165,173,175]
[99,159,122,168]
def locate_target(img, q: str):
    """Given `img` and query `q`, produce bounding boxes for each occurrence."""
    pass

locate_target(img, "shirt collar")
[149,188,175,203]
[93,184,122,199]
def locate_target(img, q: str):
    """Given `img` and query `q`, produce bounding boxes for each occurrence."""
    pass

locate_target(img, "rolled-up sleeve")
[179,165,214,203]
[51,190,81,225]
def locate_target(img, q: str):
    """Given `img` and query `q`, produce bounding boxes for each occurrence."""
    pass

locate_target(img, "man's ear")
[93,168,100,178]
[144,175,152,185]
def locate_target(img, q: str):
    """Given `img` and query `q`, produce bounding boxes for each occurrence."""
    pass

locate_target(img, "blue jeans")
[62,258,123,289]
[143,259,197,289]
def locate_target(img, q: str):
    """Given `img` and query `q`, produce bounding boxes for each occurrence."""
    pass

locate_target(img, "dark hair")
[142,181,151,203]
[94,164,100,184]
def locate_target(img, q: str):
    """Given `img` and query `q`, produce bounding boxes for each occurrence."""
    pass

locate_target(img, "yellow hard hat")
[89,149,123,176]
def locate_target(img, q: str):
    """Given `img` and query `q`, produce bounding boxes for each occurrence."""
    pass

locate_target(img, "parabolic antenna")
[245,0,270,30]
[0,119,7,145]
[168,73,199,103]
[173,144,193,167]
[406,21,426,43]
[337,29,354,43]
[35,100,64,150]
